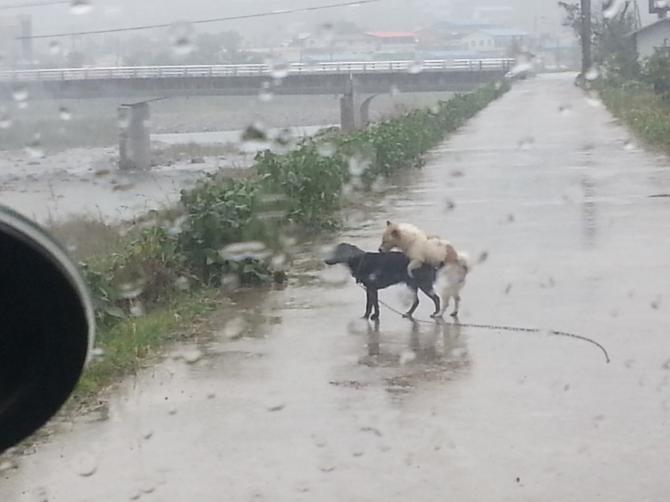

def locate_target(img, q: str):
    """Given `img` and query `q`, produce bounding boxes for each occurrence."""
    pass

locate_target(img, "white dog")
[437,253,469,317]
[379,221,469,317]
[379,221,459,274]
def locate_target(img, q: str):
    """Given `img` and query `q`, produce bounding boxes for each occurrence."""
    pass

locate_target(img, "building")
[632,18,670,60]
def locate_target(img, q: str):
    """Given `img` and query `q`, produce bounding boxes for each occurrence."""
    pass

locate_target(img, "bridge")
[0,59,513,170]
[0,59,514,99]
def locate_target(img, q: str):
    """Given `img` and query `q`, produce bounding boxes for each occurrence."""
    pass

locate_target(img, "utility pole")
[581,0,592,74]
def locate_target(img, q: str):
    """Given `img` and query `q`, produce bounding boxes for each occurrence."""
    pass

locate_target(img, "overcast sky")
[0,0,657,44]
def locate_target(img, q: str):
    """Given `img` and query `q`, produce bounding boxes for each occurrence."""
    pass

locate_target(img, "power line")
[0,0,68,10]
[15,0,384,40]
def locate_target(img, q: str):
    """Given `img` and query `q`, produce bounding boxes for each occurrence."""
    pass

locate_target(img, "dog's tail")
[455,252,471,273]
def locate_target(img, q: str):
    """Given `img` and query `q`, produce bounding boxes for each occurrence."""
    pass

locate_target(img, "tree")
[558,0,639,80]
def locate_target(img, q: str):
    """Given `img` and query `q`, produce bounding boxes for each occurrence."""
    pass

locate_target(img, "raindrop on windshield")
[603,0,626,19]
[168,21,196,56]
[48,41,61,55]
[399,350,417,365]
[71,451,98,477]
[223,317,247,340]
[0,109,11,130]
[26,135,45,159]
[317,142,336,158]
[258,81,274,102]
[11,84,28,103]
[584,66,600,81]
[70,0,93,15]
[59,106,72,121]
[269,60,290,80]
[408,60,424,74]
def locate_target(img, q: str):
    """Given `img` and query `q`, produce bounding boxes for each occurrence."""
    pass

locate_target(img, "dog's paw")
[370,314,380,321]
[402,313,414,319]
[450,312,459,318]
[430,312,443,319]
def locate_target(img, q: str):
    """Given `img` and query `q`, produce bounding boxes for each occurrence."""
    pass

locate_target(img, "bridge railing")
[0,59,514,82]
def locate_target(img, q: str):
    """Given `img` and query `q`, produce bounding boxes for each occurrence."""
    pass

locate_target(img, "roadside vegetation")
[559,1,670,153]
[68,81,510,399]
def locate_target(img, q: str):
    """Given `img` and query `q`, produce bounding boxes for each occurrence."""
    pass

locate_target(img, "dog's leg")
[404,288,420,318]
[439,294,450,318]
[370,289,380,321]
[406,259,422,278]
[363,288,372,319]
[451,295,461,318]
[418,285,441,318]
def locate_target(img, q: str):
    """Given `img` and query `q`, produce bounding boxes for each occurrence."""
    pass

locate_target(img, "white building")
[632,18,670,60]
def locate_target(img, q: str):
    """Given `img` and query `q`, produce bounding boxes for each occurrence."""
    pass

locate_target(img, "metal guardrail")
[0,59,514,82]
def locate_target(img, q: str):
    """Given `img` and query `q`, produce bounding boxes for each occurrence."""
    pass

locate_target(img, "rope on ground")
[366,288,611,364]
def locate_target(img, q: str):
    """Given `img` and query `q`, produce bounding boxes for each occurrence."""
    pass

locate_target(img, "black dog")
[324,243,441,321]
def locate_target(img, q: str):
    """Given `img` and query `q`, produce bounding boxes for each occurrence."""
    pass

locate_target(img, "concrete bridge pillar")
[119,102,151,171]
[340,75,357,132]
[359,95,378,128]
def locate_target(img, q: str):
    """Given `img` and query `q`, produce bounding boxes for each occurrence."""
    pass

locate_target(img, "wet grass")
[599,83,670,152]
[71,289,219,403]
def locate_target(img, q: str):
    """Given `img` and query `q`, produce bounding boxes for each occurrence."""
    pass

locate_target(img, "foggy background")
[2,0,654,42]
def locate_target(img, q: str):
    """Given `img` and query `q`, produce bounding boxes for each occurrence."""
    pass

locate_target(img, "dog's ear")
[386,220,393,227]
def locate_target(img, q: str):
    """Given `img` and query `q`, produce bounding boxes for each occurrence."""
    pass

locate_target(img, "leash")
[358,285,611,364]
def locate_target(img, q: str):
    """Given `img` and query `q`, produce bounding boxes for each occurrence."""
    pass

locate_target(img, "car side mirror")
[0,206,95,454]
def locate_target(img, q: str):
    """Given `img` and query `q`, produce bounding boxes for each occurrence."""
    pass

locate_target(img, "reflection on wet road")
[2,74,670,501]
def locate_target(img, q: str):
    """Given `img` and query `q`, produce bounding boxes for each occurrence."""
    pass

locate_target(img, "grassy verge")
[599,82,670,152]
[75,80,511,398]
[72,289,218,403]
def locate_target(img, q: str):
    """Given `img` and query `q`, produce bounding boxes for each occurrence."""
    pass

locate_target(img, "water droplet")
[585,91,603,108]
[445,199,456,211]
[71,451,98,477]
[166,215,188,236]
[168,21,195,56]
[26,135,44,159]
[517,136,534,150]
[48,41,61,55]
[12,84,28,103]
[348,156,370,177]
[317,22,335,44]
[269,60,290,80]
[0,111,11,130]
[258,81,274,102]
[59,106,72,121]
[399,350,416,365]
[174,276,190,291]
[584,66,600,81]
[559,104,572,116]
[142,430,154,440]
[181,349,203,364]
[317,142,336,158]
[221,273,241,291]
[319,266,350,286]
[389,85,401,97]
[220,241,271,262]
[130,302,145,318]
[117,280,146,300]
[651,296,662,310]
[506,62,533,79]
[407,60,424,74]
[603,0,626,19]
[222,317,247,340]
[91,347,105,357]
[478,251,489,264]
[70,0,92,15]
[623,139,636,151]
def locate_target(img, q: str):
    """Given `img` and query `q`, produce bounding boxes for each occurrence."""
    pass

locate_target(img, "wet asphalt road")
[2,73,670,501]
